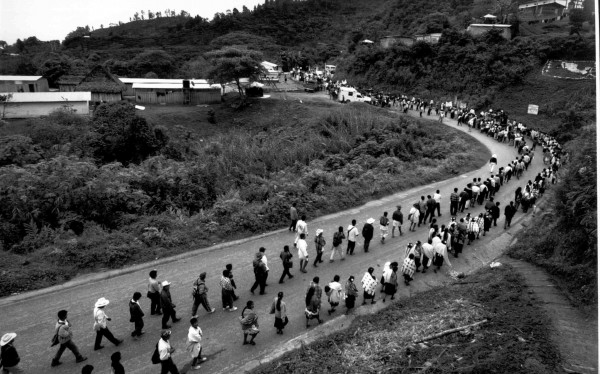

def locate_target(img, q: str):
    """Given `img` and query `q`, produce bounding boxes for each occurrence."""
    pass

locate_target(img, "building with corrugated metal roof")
[0,76,49,93]
[0,92,91,118]
[131,81,221,105]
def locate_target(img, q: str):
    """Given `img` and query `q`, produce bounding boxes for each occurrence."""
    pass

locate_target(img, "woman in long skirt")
[270,292,288,334]
[305,277,323,327]
[240,301,259,345]
[382,262,399,301]
[345,276,358,314]
[361,267,378,305]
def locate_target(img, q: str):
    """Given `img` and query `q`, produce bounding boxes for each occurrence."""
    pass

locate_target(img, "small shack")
[57,76,85,92]
[76,65,124,103]
[132,81,221,105]
[0,92,91,118]
[380,35,415,48]
[467,24,512,39]
[518,0,567,23]
[414,33,443,44]
[119,78,209,97]
[0,76,49,93]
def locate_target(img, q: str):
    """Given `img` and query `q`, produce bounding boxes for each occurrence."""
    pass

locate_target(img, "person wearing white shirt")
[158,330,179,373]
[433,240,452,273]
[433,190,442,217]
[346,219,359,255]
[420,240,435,273]
[93,298,122,351]
[295,215,308,245]
[297,234,309,273]
[186,317,206,370]
[259,247,270,286]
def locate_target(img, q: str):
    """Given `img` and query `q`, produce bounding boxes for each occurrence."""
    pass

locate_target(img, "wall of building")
[2,101,89,118]
[135,89,221,105]
[0,79,49,93]
[90,92,122,103]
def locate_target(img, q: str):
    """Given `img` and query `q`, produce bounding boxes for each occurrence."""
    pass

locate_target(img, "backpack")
[380,216,389,226]
[191,280,199,297]
[151,343,161,364]
[332,232,343,247]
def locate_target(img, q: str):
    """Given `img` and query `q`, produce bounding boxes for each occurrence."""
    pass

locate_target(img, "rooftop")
[0,76,44,82]
[0,92,91,102]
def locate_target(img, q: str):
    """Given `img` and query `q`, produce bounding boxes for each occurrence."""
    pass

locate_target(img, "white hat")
[161,281,171,287]
[316,229,323,236]
[94,297,110,308]
[0,333,16,346]
[366,218,375,224]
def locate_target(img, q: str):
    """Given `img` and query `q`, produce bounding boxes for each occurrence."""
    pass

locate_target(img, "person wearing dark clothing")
[191,272,215,316]
[110,351,125,374]
[226,264,239,301]
[51,310,87,367]
[362,219,375,252]
[391,206,403,238]
[250,252,267,295]
[0,333,21,372]
[459,189,469,213]
[82,364,94,374]
[491,202,501,226]
[160,282,181,329]
[313,229,326,267]
[423,195,436,223]
[449,188,459,216]
[129,292,145,338]
[418,196,427,226]
[504,201,517,229]
[289,203,298,232]
[279,245,294,283]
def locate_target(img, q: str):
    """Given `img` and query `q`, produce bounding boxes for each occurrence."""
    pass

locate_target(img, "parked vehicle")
[337,87,371,103]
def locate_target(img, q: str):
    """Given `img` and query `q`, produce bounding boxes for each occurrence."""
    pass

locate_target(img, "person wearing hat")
[192,272,215,317]
[362,218,374,253]
[186,317,206,370]
[158,330,179,374]
[312,229,326,267]
[129,292,145,338]
[160,282,181,329]
[93,298,123,351]
[51,310,87,367]
[0,333,21,373]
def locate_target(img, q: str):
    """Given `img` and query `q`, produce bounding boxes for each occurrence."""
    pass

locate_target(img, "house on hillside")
[75,65,125,103]
[261,61,281,73]
[119,78,209,97]
[380,35,415,48]
[518,0,567,23]
[57,75,84,92]
[414,33,443,44]
[0,92,91,118]
[0,76,49,93]
[132,81,221,105]
[467,24,512,39]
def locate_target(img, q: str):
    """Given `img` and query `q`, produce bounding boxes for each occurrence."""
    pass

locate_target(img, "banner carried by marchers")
[527,104,538,115]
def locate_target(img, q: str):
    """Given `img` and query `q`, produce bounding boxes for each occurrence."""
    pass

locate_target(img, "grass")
[251,265,562,374]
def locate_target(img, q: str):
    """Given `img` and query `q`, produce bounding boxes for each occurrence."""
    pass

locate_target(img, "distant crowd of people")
[0,103,565,374]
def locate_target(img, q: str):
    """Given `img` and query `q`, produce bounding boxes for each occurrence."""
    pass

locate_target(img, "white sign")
[527,104,538,115]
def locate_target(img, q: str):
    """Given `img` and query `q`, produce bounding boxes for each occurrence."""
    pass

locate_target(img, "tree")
[569,9,586,35]
[205,46,266,100]
[131,50,175,77]
[148,10,155,19]
[582,0,594,24]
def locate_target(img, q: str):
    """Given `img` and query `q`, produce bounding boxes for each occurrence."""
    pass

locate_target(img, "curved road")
[0,98,543,374]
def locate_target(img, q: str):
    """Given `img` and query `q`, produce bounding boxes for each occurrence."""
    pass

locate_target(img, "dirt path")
[501,257,598,374]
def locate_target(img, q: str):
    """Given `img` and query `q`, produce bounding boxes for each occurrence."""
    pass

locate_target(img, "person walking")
[326,275,344,315]
[362,218,375,252]
[491,202,501,227]
[433,239,452,273]
[379,212,390,244]
[250,252,267,295]
[313,229,326,267]
[304,277,323,327]
[93,298,123,351]
[240,301,260,345]
[225,264,239,301]
[129,292,145,339]
[110,352,125,374]
[408,203,420,231]
[297,233,309,273]
[186,317,206,370]
[424,195,436,223]
[278,245,294,283]
[382,262,399,301]
[160,282,181,329]
[51,310,87,367]
[346,220,359,255]
[158,330,179,374]
[329,226,346,262]
[391,206,403,237]
[270,292,288,334]
[449,188,459,216]
[220,270,237,311]
[418,196,427,226]
[191,272,215,316]
[289,202,298,232]
[421,240,435,273]
[259,247,270,286]
[295,215,308,246]
[147,269,162,315]
[504,201,517,229]
[344,276,358,314]
[361,267,378,305]
[401,254,416,285]
[0,333,22,373]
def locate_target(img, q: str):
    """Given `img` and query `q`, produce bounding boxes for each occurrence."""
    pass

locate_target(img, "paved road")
[0,102,543,374]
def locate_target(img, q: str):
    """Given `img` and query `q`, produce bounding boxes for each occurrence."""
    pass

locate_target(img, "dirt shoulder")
[251,265,563,374]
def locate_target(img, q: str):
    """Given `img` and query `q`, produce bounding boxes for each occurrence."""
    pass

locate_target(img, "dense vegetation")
[0,100,487,296]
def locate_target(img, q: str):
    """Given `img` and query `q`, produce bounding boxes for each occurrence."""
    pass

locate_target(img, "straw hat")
[315,229,323,236]
[366,218,375,224]
[161,281,171,287]
[0,333,16,346]
[94,297,110,308]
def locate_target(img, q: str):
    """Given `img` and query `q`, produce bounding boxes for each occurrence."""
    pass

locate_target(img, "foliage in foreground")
[509,126,597,308]
[251,266,561,374]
